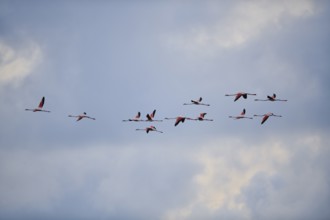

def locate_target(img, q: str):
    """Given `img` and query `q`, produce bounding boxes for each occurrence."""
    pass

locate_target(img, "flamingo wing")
[267,95,275,101]
[261,115,269,124]
[175,117,185,126]
[151,110,156,118]
[146,114,152,121]
[234,94,242,101]
[174,118,181,126]
[38,97,45,108]
[135,112,141,119]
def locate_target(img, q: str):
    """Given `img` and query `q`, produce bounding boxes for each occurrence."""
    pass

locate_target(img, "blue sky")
[0,0,330,219]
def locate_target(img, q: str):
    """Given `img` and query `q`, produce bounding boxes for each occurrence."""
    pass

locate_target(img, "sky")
[0,0,330,219]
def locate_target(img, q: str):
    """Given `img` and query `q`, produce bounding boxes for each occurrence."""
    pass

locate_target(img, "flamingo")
[123,112,142,122]
[164,116,191,126]
[146,109,163,122]
[136,125,163,133]
[229,108,253,119]
[68,112,95,121]
[255,93,287,102]
[25,96,51,113]
[254,112,282,124]
[183,97,210,106]
[188,113,213,121]
[225,92,256,101]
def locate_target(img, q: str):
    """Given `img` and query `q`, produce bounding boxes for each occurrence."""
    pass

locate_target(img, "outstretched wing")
[150,110,156,118]
[38,97,45,108]
[135,112,141,119]
[234,94,242,101]
[146,114,152,121]
[261,115,269,124]
[175,117,185,126]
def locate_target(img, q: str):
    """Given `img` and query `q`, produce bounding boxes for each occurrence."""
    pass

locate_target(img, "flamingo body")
[68,112,95,121]
[165,116,189,126]
[25,96,51,113]
[225,92,256,101]
[188,113,214,121]
[255,93,288,102]
[136,125,163,133]
[229,108,253,119]
[184,97,210,106]
[146,109,162,122]
[254,112,282,124]
[123,112,142,122]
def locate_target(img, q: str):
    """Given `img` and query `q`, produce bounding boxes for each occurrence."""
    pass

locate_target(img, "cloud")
[0,1,329,219]
[0,142,198,219]
[241,134,330,220]
[164,133,330,220]
[0,41,42,86]
[0,128,329,219]
[165,0,315,51]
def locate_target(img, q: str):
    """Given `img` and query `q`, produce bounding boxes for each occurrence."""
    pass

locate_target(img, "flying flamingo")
[255,93,287,102]
[183,97,210,106]
[225,92,256,101]
[68,112,95,121]
[123,112,142,122]
[188,113,213,121]
[136,125,163,133]
[25,96,51,113]
[146,109,163,122]
[254,112,282,124]
[229,108,253,119]
[164,116,191,126]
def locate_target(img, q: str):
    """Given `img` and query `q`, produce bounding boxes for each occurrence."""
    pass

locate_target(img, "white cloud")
[0,133,329,219]
[164,133,330,220]
[165,0,315,51]
[164,138,289,219]
[0,41,42,86]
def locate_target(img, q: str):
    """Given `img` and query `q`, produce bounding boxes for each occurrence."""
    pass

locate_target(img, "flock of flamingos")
[25,92,287,134]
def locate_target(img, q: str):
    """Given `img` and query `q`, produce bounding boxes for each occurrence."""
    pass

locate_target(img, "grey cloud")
[0,144,199,219]
[1,1,330,219]
[240,138,330,220]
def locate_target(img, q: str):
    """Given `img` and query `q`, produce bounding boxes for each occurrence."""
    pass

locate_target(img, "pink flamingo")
[123,112,142,122]
[146,109,162,122]
[136,125,163,133]
[68,112,95,121]
[183,97,210,106]
[164,116,191,126]
[254,112,282,124]
[188,113,213,121]
[25,96,51,113]
[229,108,253,119]
[225,92,256,101]
[255,93,287,102]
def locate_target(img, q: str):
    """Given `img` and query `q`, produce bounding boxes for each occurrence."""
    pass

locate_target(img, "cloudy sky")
[0,0,329,219]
